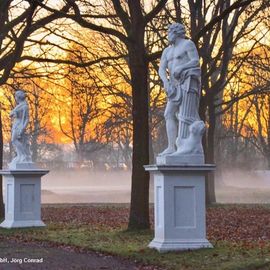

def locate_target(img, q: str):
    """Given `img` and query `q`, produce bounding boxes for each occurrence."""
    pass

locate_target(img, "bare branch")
[144,0,168,24]
[194,0,257,42]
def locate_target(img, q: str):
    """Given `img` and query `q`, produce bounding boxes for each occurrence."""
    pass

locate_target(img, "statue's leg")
[22,134,32,162]
[176,89,200,150]
[158,100,178,156]
[9,138,27,167]
[12,140,23,161]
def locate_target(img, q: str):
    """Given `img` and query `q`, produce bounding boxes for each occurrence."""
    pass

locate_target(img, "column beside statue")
[0,90,49,228]
[144,23,215,252]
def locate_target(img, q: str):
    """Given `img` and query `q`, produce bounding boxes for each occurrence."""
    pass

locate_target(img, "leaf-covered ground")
[207,205,270,243]
[0,204,270,270]
[41,204,270,243]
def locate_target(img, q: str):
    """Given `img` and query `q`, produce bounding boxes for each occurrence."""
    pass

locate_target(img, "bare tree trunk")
[31,133,38,162]
[205,97,217,204]
[0,109,5,219]
[128,29,150,229]
[128,52,150,229]
[148,71,155,165]
[199,95,216,203]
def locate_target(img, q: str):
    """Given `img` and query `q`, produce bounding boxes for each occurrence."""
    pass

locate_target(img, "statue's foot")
[158,147,176,156]
[170,149,203,156]
[169,149,187,156]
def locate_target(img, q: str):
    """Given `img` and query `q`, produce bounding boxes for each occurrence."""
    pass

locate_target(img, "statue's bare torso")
[158,27,202,156]
[165,40,192,84]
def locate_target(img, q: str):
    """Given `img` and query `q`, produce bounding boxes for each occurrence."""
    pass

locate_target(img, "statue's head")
[168,23,186,44]
[15,90,26,103]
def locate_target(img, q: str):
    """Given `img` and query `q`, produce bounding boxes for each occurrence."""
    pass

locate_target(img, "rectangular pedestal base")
[156,154,204,165]
[149,239,213,252]
[0,169,49,229]
[0,220,45,228]
[145,164,215,253]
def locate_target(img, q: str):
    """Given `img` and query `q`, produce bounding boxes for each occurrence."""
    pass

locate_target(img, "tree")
[236,45,270,168]
[31,0,270,225]
[36,0,169,229]
[179,0,270,203]
[0,0,71,219]
[215,81,255,169]
[0,108,3,217]
[58,65,104,162]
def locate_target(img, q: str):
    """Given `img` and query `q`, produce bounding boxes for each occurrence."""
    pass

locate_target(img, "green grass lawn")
[0,205,270,270]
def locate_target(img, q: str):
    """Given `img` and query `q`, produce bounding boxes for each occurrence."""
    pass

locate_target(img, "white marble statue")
[0,90,47,229]
[158,23,204,158]
[9,90,32,169]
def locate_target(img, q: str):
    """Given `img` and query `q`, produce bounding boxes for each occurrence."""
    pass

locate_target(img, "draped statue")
[9,90,32,169]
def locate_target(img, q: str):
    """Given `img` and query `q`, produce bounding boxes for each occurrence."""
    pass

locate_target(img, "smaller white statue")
[9,90,32,169]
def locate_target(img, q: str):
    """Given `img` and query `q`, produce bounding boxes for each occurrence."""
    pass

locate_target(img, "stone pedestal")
[156,154,204,165]
[0,169,49,228]
[144,164,215,252]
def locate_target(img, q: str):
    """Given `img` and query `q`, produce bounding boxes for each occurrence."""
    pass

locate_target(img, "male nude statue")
[158,23,201,156]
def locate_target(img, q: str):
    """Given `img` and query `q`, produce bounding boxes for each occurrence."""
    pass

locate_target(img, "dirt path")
[0,240,152,270]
